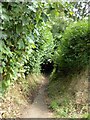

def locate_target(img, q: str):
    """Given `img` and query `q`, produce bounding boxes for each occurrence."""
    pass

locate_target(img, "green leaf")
[18,40,25,49]
[27,37,34,44]
[28,6,36,12]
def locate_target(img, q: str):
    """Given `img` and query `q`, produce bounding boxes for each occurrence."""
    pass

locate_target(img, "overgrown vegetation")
[0,1,56,94]
[48,69,88,118]
[0,0,89,118]
[47,9,89,119]
[53,20,89,75]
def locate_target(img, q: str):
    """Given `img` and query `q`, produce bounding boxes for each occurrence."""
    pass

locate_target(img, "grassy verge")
[0,73,45,118]
[47,69,89,118]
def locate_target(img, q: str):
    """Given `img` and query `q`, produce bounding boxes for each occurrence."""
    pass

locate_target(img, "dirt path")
[21,76,53,118]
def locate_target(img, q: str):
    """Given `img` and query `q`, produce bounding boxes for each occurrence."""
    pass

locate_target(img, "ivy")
[1,1,58,93]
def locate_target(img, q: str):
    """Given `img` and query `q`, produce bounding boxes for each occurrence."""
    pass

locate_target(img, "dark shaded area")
[41,60,54,74]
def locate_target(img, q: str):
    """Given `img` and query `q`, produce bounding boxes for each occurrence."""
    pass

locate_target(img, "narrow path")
[21,76,53,118]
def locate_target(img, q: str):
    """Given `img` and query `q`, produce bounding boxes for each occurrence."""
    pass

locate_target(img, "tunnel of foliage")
[0,1,89,96]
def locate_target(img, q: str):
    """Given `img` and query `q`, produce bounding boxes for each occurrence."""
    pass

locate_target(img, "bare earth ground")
[21,76,53,118]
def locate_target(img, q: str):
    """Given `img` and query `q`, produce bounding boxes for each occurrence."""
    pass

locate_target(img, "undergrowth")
[47,69,88,118]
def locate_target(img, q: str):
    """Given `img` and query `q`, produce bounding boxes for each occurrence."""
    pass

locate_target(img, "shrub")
[54,20,89,74]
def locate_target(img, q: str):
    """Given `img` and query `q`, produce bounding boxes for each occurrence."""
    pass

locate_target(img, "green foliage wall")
[0,2,55,92]
[54,20,89,74]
